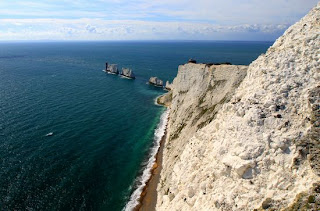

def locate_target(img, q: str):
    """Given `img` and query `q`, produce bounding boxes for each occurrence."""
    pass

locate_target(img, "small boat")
[45,132,53,136]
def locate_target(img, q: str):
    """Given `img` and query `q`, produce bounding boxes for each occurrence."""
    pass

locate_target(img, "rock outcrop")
[165,81,172,90]
[156,2,320,211]
[157,91,172,107]
[149,77,164,87]
[106,64,119,74]
[188,58,197,64]
[121,68,135,79]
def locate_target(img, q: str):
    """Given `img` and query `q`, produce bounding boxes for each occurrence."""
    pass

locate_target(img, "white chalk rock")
[156,3,320,211]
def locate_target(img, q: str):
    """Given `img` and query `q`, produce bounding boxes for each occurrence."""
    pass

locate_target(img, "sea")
[0,41,273,210]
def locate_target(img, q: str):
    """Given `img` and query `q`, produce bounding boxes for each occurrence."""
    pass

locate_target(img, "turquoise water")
[0,41,272,210]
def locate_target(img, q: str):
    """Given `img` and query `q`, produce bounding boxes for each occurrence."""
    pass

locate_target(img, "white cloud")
[0,0,317,40]
[0,0,317,23]
[0,18,292,41]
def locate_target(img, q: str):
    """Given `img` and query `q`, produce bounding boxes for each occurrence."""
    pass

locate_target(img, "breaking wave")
[124,109,169,211]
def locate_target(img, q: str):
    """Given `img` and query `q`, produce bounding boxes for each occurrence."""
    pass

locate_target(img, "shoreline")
[134,129,167,211]
[124,108,169,211]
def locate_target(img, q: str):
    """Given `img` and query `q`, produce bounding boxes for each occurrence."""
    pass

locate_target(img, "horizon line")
[0,39,276,43]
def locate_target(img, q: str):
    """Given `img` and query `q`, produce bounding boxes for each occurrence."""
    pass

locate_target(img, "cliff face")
[156,3,319,211]
[157,63,248,188]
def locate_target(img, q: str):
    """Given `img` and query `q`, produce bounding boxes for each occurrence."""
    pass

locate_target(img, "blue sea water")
[0,41,273,210]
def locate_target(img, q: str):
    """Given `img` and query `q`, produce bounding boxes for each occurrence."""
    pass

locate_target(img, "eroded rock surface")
[149,77,164,86]
[156,3,320,211]
[107,64,119,74]
[121,68,135,79]
[165,81,172,90]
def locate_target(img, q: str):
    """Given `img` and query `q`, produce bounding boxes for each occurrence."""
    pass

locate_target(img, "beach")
[135,129,166,211]
[131,96,169,211]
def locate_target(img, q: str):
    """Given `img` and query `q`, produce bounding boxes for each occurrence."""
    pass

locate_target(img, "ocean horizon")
[0,41,273,210]
[0,40,275,43]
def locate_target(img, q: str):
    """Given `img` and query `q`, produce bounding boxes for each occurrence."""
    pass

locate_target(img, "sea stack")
[149,77,163,87]
[106,64,119,74]
[121,68,135,79]
[104,62,119,74]
[165,81,172,90]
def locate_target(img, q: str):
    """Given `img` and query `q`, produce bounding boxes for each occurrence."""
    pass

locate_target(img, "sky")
[0,0,318,41]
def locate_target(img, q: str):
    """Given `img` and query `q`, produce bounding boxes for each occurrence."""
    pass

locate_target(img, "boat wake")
[124,109,169,211]
[45,132,54,136]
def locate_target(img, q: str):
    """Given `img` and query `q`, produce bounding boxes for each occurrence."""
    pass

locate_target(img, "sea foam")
[124,109,169,211]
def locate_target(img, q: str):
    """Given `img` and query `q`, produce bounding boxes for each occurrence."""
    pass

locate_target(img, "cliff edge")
[156,2,319,210]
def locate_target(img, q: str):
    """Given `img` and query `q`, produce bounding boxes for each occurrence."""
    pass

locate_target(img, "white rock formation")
[156,3,320,211]
[121,68,135,79]
[165,81,172,90]
[149,77,164,86]
[107,64,119,74]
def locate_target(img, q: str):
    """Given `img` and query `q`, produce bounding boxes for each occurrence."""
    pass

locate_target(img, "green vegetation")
[308,195,315,203]
[192,105,216,125]
[156,96,162,105]
[178,90,188,95]
[198,93,206,105]
[283,191,319,211]
[169,123,186,141]
[198,80,228,106]
[194,95,229,130]
[157,91,173,106]
[209,79,227,91]
[293,86,319,176]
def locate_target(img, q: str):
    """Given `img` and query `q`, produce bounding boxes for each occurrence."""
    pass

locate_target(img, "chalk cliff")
[156,2,319,210]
